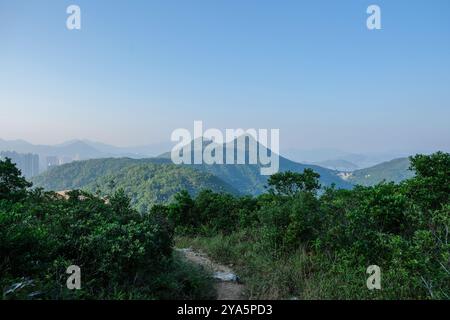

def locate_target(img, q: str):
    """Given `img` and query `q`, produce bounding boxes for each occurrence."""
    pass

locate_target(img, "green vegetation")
[167,153,450,299]
[1,157,215,300]
[33,159,238,213]
[33,152,351,200]
[190,154,352,193]
[348,157,413,186]
[3,152,449,300]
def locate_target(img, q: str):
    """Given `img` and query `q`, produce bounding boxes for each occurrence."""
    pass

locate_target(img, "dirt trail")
[176,248,245,300]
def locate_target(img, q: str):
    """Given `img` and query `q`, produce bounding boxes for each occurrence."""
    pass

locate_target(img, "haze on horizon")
[1,0,449,154]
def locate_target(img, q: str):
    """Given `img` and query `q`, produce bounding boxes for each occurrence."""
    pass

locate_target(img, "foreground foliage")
[169,153,450,299]
[2,152,449,300]
[0,158,215,300]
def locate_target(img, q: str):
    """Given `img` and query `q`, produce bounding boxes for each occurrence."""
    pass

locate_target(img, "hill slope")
[33,137,352,209]
[346,157,413,186]
[313,159,359,172]
[33,159,238,212]
[159,138,352,193]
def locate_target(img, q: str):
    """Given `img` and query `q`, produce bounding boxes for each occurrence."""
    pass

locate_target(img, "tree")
[267,169,321,196]
[406,152,450,210]
[167,190,197,234]
[0,158,32,201]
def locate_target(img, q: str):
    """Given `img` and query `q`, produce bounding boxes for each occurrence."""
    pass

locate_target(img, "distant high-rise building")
[32,154,39,176]
[0,151,40,178]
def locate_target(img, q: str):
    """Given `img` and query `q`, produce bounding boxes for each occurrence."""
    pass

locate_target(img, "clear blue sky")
[1,0,449,153]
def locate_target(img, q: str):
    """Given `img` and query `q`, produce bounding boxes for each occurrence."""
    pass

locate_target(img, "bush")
[0,160,212,300]
[168,153,450,299]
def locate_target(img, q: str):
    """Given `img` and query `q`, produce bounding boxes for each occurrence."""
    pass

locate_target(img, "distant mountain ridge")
[345,157,413,186]
[282,148,413,169]
[0,138,172,173]
[30,138,427,214]
[159,136,352,193]
[4,137,425,192]
[34,137,352,207]
[312,159,359,172]
[0,138,169,159]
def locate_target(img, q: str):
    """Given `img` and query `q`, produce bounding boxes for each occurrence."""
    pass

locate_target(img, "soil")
[176,248,245,300]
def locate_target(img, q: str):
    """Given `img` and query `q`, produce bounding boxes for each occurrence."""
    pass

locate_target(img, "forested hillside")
[33,141,351,203]
[33,159,238,212]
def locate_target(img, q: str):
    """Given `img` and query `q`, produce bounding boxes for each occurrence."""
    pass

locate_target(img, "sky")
[1,0,449,153]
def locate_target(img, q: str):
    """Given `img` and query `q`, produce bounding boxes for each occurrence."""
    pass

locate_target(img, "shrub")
[0,159,212,300]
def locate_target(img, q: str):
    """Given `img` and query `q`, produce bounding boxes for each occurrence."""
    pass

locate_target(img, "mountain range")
[4,137,426,210]
[32,137,353,210]
[0,138,171,171]
[282,147,415,169]
[0,138,170,159]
